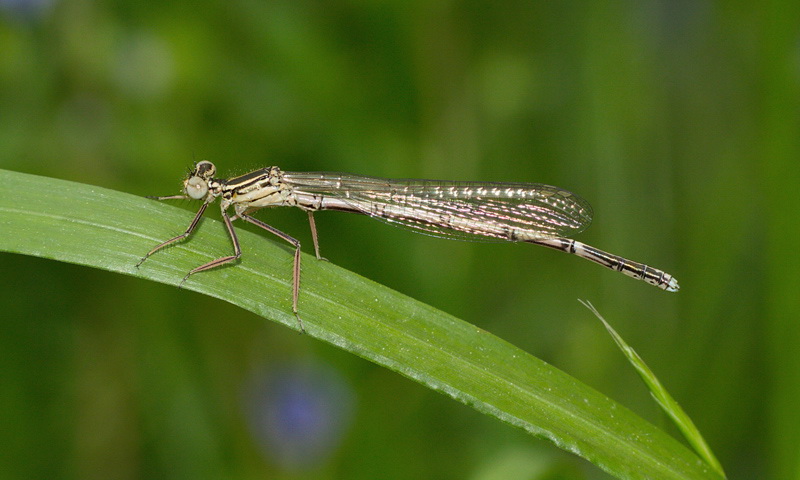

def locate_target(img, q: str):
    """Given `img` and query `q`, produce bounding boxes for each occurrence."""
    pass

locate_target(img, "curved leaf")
[0,169,720,480]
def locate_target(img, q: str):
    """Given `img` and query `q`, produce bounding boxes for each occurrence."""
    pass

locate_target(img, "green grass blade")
[0,169,721,480]
[581,300,726,478]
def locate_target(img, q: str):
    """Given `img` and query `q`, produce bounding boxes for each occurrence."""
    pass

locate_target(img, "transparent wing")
[282,172,594,242]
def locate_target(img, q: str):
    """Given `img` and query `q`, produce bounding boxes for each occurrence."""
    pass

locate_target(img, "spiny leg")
[239,213,305,333]
[306,211,326,261]
[179,206,242,286]
[136,201,209,268]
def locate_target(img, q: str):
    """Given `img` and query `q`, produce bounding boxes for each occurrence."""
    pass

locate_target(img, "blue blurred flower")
[245,363,354,471]
[0,0,55,21]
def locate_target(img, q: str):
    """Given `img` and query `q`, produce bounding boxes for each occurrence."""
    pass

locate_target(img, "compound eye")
[195,160,216,179]
[185,176,209,199]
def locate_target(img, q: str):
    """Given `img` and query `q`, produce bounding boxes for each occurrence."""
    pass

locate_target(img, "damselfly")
[136,161,679,330]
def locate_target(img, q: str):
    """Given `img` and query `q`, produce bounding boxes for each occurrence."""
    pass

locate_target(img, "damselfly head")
[184,161,217,200]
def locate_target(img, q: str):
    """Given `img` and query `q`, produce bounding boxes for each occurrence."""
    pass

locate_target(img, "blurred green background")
[1,0,798,479]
